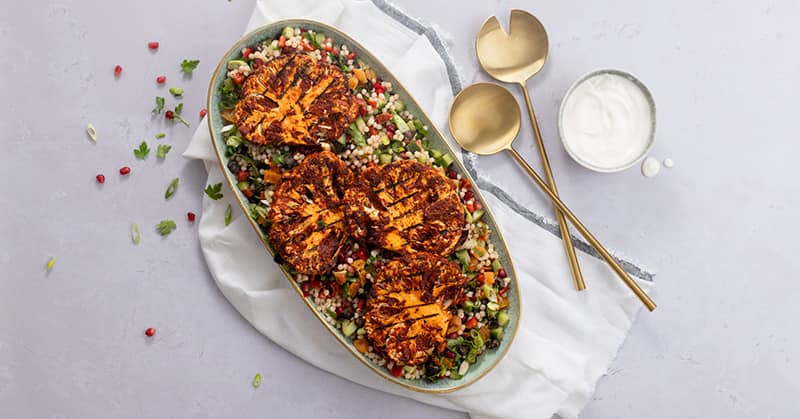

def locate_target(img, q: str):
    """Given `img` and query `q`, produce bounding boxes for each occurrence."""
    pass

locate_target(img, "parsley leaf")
[152,96,166,115]
[168,87,184,97]
[165,177,179,200]
[225,204,232,226]
[175,103,183,115]
[133,141,151,159]
[156,144,172,159]
[155,219,177,236]
[171,103,189,127]
[204,182,223,200]
[180,59,200,75]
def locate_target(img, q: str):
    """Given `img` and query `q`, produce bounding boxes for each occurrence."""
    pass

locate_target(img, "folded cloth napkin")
[183,1,655,418]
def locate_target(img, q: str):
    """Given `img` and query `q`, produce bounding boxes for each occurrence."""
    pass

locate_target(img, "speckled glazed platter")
[207,19,520,393]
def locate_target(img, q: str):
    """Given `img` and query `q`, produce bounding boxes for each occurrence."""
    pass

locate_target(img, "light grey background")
[1,0,798,418]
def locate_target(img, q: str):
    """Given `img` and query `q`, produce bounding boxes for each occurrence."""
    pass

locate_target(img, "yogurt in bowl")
[558,69,656,172]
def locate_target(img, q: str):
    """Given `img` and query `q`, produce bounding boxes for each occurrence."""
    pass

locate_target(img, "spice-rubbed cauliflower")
[234,53,359,147]
[344,160,466,256]
[268,151,353,275]
[364,253,467,365]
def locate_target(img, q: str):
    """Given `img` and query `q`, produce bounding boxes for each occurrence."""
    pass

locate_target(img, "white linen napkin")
[183,1,654,418]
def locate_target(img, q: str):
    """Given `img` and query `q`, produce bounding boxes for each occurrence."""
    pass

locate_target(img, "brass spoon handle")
[507,147,656,311]
[519,83,586,291]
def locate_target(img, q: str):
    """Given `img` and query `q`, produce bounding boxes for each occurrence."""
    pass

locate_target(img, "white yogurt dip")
[559,70,655,172]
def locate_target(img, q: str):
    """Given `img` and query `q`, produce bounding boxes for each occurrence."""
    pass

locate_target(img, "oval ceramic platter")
[207,19,520,393]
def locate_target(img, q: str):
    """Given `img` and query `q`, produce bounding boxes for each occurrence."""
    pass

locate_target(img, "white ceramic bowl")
[557,69,657,173]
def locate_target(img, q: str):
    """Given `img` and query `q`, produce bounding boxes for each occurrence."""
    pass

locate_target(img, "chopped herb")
[131,223,141,245]
[155,132,166,139]
[317,219,327,228]
[219,78,239,110]
[46,257,55,272]
[204,182,223,200]
[165,177,179,200]
[152,96,166,115]
[156,144,172,159]
[304,32,322,49]
[170,103,189,127]
[180,59,200,75]
[252,373,262,388]
[155,219,177,236]
[133,141,151,159]
[168,87,184,97]
[86,123,98,142]
[225,204,232,226]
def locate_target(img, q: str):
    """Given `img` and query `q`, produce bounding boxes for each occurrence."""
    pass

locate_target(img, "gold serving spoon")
[449,83,656,311]
[476,9,585,291]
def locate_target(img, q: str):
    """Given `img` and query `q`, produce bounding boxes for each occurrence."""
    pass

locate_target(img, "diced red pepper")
[465,202,475,213]
[302,42,314,51]
[367,99,377,108]
[231,73,245,85]
[242,47,253,58]
[347,51,355,60]
[499,286,509,296]
[278,36,286,48]
[242,189,254,198]
[324,45,332,52]
[147,41,159,50]
[356,298,365,311]
[390,365,403,377]
[461,179,472,189]
[237,171,249,182]
[465,317,478,329]
[373,83,385,94]
[375,113,392,124]
[368,126,377,136]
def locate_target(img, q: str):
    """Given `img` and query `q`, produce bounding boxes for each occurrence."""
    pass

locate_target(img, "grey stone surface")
[1,1,798,418]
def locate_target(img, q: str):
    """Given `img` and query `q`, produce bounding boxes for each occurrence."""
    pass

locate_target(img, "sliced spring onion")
[165,178,179,200]
[131,223,141,245]
[225,204,232,226]
[46,257,56,271]
[169,87,184,97]
[86,123,97,142]
[252,373,262,388]
[155,132,166,139]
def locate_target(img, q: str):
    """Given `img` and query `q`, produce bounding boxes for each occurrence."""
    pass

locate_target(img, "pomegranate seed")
[332,47,339,55]
[144,327,156,337]
[199,108,207,118]
[447,169,458,179]
[114,65,122,76]
[310,278,323,289]
[444,350,456,358]
[337,252,349,264]
[447,332,458,339]
[156,75,166,84]
[335,306,344,316]
[119,166,131,176]
[498,268,507,279]
[464,190,475,201]
[148,41,159,50]
[187,212,196,222]
[390,365,403,377]
[301,282,311,297]
[96,174,105,184]
[354,247,368,261]
[165,110,174,120]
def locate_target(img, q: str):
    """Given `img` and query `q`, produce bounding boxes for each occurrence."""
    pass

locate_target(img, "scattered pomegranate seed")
[335,306,345,316]
[301,282,311,297]
[96,174,105,184]
[444,350,456,358]
[199,108,207,118]
[144,327,156,337]
[156,75,166,84]
[390,365,403,377]
[114,65,122,76]
[119,166,131,175]
[447,169,458,179]
[165,110,174,120]
[187,212,196,222]
[337,252,349,264]
[498,268,507,279]
[354,247,368,261]
[464,190,475,201]
[148,41,159,50]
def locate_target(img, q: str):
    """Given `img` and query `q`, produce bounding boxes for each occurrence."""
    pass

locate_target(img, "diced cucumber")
[315,33,326,44]
[497,310,510,326]
[237,181,249,191]
[378,154,393,165]
[463,300,478,313]
[392,114,410,133]
[490,327,504,340]
[281,27,294,39]
[465,210,474,224]
[379,134,390,145]
[429,149,443,159]
[342,320,357,337]
[394,100,405,112]
[226,135,242,147]
[491,259,501,273]
[455,249,470,271]
[412,119,428,137]
[481,283,496,301]
[470,209,485,222]
[356,327,366,336]
[486,301,500,311]
[376,95,388,109]
[227,59,247,70]
[436,154,454,168]
[355,116,368,133]
[348,123,366,146]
